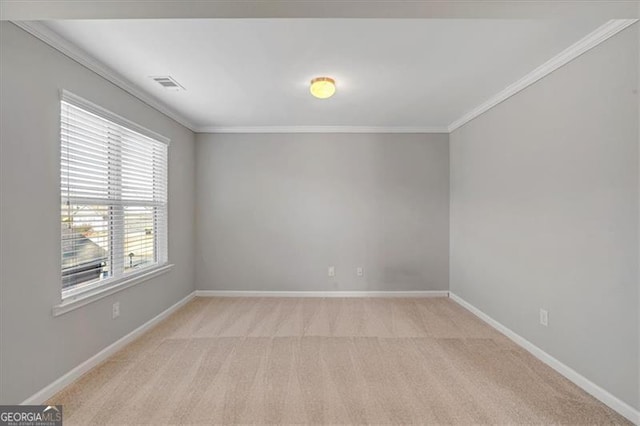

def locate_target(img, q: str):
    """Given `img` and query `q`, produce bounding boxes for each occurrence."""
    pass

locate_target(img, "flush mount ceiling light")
[310,77,336,99]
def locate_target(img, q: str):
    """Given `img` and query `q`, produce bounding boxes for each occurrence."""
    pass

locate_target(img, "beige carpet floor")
[48,297,630,425]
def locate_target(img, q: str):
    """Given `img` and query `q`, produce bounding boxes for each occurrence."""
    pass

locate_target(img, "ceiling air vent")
[150,76,185,91]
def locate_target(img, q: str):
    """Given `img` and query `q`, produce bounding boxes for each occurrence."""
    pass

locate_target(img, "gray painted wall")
[2,15,637,414]
[195,133,449,292]
[0,22,196,404]
[450,25,639,408]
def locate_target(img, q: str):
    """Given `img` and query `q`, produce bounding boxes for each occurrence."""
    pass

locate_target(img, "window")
[60,91,168,299]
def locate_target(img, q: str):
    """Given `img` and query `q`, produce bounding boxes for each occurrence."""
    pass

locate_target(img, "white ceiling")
[42,18,605,131]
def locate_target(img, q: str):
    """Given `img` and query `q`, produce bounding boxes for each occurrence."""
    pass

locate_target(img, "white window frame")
[55,90,172,316]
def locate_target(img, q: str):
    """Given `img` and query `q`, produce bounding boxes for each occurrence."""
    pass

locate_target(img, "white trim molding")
[447,19,638,132]
[196,126,449,134]
[198,19,638,135]
[54,264,175,317]
[11,20,196,132]
[195,290,449,298]
[449,292,640,424]
[12,19,638,136]
[23,291,196,405]
[10,20,447,135]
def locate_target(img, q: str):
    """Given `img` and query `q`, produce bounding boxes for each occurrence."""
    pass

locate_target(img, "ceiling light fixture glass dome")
[310,77,336,99]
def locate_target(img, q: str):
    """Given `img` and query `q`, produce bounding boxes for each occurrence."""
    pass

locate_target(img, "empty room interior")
[1,1,640,424]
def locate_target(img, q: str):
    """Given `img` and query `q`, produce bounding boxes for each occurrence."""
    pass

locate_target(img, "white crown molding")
[13,19,638,136]
[11,20,447,135]
[194,290,449,298]
[447,19,639,133]
[449,292,640,424]
[11,20,197,132]
[196,126,449,134]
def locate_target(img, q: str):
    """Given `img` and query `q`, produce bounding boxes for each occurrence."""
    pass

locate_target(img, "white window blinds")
[60,91,168,298]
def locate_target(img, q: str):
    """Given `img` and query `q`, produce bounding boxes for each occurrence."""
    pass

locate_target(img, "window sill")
[53,264,174,317]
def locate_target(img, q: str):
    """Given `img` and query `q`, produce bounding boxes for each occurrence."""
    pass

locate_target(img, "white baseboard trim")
[449,292,640,425]
[195,290,449,298]
[21,291,196,405]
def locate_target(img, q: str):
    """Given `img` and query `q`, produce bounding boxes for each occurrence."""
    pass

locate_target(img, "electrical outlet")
[356,267,364,277]
[328,266,335,277]
[112,302,120,319]
[539,308,548,327]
